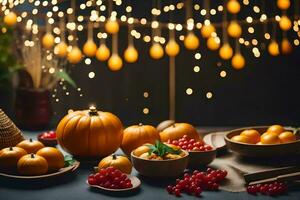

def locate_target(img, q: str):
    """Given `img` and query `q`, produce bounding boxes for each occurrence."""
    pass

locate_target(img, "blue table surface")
[0,128,299,200]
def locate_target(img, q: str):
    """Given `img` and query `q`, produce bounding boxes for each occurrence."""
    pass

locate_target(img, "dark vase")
[15,88,52,130]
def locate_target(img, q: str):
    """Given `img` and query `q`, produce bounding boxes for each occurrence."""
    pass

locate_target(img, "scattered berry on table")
[246,181,288,196]
[166,168,228,197]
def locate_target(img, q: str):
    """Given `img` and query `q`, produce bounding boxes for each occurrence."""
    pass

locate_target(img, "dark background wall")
[0,0,299,128]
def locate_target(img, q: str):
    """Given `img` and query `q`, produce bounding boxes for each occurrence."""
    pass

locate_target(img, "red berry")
[88,177,97,185]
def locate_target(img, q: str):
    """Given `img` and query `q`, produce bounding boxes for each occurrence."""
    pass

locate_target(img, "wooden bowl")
[187,149,217,169]
[225,126,300,157]
[37,133,57,147]
[131,150,189,178]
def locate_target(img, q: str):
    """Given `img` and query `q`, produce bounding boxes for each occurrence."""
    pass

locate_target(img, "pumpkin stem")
[30,153,35,158]
[138,123,143,126]
[89,106,98,116]
[29,138,33,142]
[9,147,13,151]
[112,154,117,160]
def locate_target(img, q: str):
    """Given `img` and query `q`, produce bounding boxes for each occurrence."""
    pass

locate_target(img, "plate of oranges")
[225,125,300,157]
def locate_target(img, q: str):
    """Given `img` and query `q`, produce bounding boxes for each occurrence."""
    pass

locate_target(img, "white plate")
[87,175,141,192]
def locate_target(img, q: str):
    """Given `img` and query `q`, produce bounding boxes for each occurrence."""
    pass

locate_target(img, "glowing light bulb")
[4,11,17,26]
[165,39,180,57]
[279,15,292,31]
[124,45,138,63]
[231,53,245,70]
[201,24,216,38]
[149,43,164,59]
[42,33,55,49]
[207,37,220,50]
[268,41,280,56]
[184,32,199,50]
[105,19,119,34]
[227,21,242,38]
[277,0,290,10]
[54,42,68,57]
[108,54,123,71]
[281,38,292,54]
[67,46,82,64]
[219,43,233,60]
[96,44,110,61]
[227,0,241,14]
[83,39,97,57]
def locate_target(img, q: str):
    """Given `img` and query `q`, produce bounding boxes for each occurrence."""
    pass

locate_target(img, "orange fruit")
[267,125,285,136]
[240,129,261,144]
[231,135,251,144]
[278,131,296,143]
[260,133,281,144]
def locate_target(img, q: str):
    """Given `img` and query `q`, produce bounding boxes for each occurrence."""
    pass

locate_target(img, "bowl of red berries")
[167,135,217,169]
[37,131,57,147]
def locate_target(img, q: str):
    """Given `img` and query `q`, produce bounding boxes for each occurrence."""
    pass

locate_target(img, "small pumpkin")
[159,123,200,142]
[17,154,48,176]
[156,120,175,132]
[36,147,65,172]
[56,107,123,157]
[16,138,45,154]
[98,154,132,174]
[0,147,27,172]
[121,124,160,156]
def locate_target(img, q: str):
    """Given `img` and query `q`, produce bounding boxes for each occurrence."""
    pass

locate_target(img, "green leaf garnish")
[64,155,75,167]
[146,140,182,157]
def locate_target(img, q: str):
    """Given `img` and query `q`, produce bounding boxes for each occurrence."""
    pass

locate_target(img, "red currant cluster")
[40,131,56,139]
[88,167,133,189]
[166,168,228,197]
[167,135,213,151]
[247,181,288,196]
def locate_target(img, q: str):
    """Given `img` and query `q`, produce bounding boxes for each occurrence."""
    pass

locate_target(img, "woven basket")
[0,109,24,149]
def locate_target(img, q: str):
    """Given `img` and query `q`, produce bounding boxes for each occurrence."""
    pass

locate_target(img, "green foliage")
[55,70,77,88]
[0,20,20,89]
[147,140,182,157]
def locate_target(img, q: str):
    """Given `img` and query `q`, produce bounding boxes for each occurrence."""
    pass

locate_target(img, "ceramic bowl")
[37,133,57,147]
[131,150,189,178]
[187,149,217,168]
[225,126,300,157]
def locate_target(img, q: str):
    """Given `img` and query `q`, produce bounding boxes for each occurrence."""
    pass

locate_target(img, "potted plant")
[13,30,76,130]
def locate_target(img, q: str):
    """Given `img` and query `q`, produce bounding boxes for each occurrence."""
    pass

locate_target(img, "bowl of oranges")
[225,125,300,157]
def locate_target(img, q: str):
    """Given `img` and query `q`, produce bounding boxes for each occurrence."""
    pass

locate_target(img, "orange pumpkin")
[159,123,200,142]
[98,154,132,174]
[156,120,175,132]
[121,124,160,156]
[36,147,65,172]
[56,107,123,157]
[0,147,27,172]
[16,138,45,154]
[17,154,48,175]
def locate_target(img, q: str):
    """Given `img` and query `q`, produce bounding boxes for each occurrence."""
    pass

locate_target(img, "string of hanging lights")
[1,0,300,72]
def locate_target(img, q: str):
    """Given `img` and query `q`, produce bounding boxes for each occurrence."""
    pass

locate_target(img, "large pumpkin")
[0,147,27,172]
[121,124,160,156]
[17,154,48,176]
[159,123,200,142]
[56,107,123,157]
